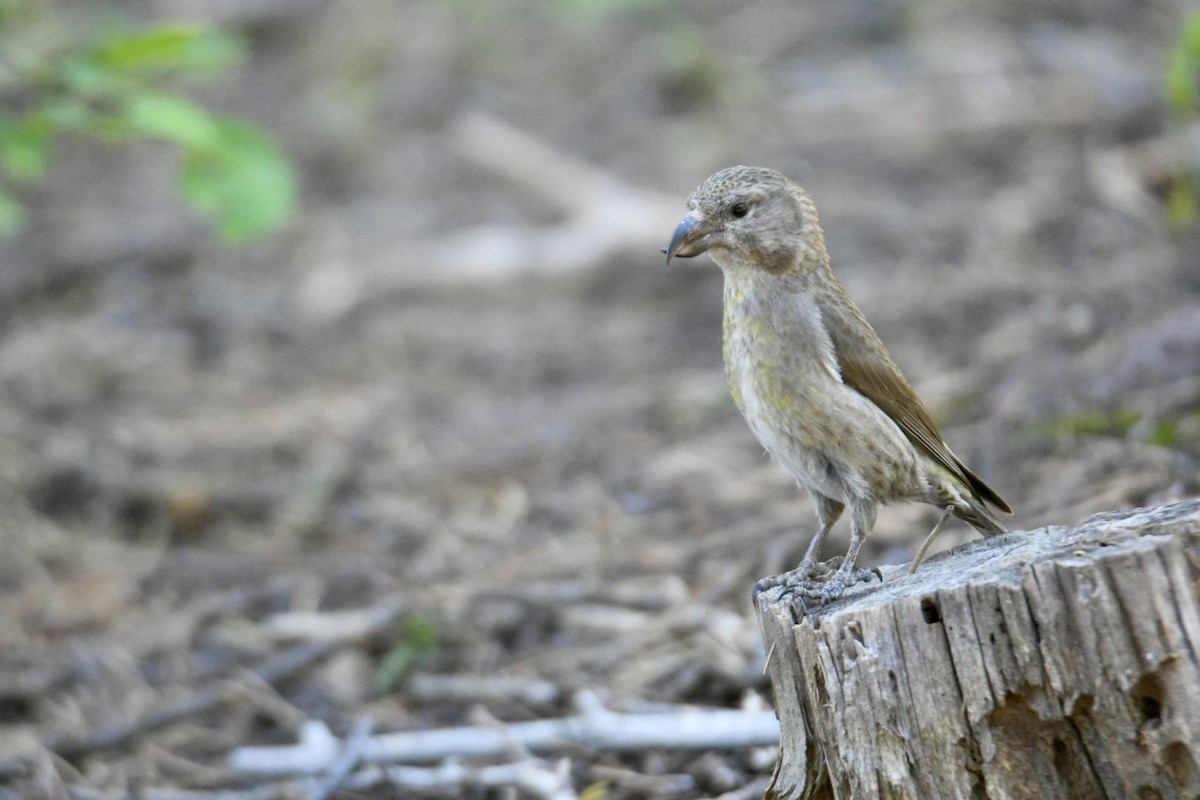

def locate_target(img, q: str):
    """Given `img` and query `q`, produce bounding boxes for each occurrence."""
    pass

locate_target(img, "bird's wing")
[820,291,1011,513]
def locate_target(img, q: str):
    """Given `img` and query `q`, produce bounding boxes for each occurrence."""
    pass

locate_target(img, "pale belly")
[729,357,855,503]
[725,340,923,507]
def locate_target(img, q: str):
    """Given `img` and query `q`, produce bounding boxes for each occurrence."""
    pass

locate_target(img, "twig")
[46,602,407,760]
[47,640,341,758]
[451,112,671,217]
[229,693,779,776]
[298,111,682,307]
[340,759,577,800]
[65,759,577,800]
[68,786,284,800]
[262,607,397,643]
[306,718,373,800]
[406,673,560,707]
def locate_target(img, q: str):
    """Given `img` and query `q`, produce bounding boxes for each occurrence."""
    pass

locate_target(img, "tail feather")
[957,461,1011,514]
[953,497,1007,536]
[946,456,1010,535]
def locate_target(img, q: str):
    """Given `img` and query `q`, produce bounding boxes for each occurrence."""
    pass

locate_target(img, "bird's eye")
[730,202,748,218]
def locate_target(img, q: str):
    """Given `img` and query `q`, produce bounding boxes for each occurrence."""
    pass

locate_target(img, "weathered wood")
[756,499,1200,800]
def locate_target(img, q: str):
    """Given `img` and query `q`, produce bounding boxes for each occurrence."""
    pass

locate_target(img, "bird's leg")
[794,494,846,579]
[810,501,882,601]
[753,495,843,598]
[908,505,954,574]
[755,497,881,606]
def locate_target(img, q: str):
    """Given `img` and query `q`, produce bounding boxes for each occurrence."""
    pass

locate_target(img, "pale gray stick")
[231,697,779,775]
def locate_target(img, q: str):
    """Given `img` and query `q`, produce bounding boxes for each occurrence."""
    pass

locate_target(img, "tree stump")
[756,499,1200,800]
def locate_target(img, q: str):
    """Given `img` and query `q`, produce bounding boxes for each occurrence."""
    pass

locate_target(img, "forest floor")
[0,0,1197,797]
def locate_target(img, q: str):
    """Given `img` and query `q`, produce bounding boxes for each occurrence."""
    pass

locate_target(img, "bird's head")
[665,166,825,275]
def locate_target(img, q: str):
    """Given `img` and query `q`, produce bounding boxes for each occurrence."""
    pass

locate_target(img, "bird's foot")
[752,558,832,598]
[753,562,882,609]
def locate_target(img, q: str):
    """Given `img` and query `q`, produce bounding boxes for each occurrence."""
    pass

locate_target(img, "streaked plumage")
[666,166,1010,601]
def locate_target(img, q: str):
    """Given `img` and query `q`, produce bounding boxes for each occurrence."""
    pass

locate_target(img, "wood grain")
[757,499,1200,800]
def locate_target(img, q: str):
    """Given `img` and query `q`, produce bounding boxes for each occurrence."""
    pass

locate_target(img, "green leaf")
[1148,420,1177,448]
[124,92,219,149]
[1166,45,1195,115]
[1185,14,1200,56]
[1166,177,1196,225]
[93,25,245,77]
[33,97,92,131]
[0,118,51,182]
[59,56,127,96]
[370,616,439,696]
[180,119,296,242]
[0,190,25,235]
[580,783,611,800]
[1168,13,1200,115]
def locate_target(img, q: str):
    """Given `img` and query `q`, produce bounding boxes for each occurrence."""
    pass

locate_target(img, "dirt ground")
[1,0,1198,797]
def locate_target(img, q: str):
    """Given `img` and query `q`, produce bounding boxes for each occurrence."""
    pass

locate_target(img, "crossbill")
[666,166,1011,602]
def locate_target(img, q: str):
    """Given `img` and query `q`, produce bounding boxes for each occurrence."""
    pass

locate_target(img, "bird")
[665,166,1011,603]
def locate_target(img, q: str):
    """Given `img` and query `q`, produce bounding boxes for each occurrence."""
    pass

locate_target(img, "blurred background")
[1,0,1198,796]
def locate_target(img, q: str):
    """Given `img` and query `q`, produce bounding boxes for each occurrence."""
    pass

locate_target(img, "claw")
[751,577,778,603]
[753,559,883,608]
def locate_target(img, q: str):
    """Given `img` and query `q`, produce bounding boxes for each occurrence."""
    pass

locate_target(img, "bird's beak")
[665,212,710,264]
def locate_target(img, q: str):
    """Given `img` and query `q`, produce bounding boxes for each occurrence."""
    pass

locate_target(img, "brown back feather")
[819,287,1011,514]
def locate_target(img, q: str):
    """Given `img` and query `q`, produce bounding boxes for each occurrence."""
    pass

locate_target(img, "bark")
[757,499,1200,800]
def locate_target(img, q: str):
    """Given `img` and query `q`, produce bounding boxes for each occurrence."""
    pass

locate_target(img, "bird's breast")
[721,278,839,414]
[721,281,839,450]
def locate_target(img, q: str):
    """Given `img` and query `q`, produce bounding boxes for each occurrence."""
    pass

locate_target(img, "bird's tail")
[953,496,1007,536]
[946,459,1010,535]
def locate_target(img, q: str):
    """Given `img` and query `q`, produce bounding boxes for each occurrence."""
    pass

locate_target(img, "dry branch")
[306,717,373,800]
[337,758,577,800]
[229,693,780,776]
[297,111,682,320]
[406,672,561,707]
[45,601,407,760]
[757,499,1200,800]
[424,112,680,281]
